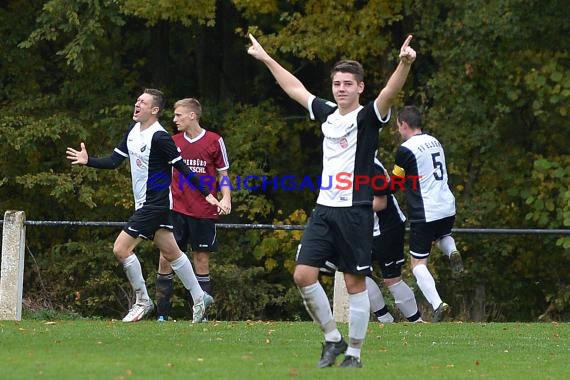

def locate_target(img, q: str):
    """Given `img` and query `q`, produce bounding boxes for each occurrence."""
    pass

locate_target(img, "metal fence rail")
[3,220,569,235]
[2,211,569,321]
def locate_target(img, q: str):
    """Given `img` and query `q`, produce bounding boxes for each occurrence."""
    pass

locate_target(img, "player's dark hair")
[330,60,364,83]
[144,88,165,117]
[397,105,422,129]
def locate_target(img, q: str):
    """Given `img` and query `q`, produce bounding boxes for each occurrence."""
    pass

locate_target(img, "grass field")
[1,320,568,379]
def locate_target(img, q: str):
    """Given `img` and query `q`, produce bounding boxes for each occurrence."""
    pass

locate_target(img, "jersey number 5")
[431,152,444,180]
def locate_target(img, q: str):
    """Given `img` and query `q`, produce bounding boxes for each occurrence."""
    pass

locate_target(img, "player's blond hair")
[174,98,202,119]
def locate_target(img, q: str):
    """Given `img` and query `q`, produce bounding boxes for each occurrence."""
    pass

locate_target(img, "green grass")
[1,320,568,379]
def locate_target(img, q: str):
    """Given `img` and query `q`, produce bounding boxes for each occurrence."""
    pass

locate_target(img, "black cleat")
[317,338,348,368]
[339,355,363,368]
[449,250,464,278]
[433,302,451,322]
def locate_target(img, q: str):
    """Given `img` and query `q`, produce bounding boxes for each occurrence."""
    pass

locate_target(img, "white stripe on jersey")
[217,137,230,171]
[391,194,406,223]
[373,213,381,236]
[114,148,128,157]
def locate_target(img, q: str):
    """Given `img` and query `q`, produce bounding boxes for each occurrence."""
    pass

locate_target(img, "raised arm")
[247,34,313,110]
[66,142,126,169]
[66,142,89,165]
[375,35,417,117]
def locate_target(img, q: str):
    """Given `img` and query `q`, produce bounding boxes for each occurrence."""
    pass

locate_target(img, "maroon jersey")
[171,129,229,219]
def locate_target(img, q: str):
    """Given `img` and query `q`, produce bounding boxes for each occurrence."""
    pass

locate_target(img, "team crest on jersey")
[136,158,142,167]
[339,137,348,149]
[140,144,147,152]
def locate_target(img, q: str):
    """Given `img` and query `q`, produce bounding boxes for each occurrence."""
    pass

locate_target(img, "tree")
[404,0,570,320]
[1,0,568,321]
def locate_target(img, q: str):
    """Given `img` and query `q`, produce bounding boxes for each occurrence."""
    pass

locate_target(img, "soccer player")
[247,33,416,368]
[65,89,221,323]
[368,158,423,324]
[392,105,464,322]
[155,98,231,322]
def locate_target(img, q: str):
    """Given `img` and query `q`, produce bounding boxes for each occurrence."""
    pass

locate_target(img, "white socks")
[169,253,204,302]
[389,280,419,318]
[122,254,149,303]
[365,276,386,312]
[412,264,443,310]
[346,290,369,359]
[437,235,458,257]
[298,283,341,342]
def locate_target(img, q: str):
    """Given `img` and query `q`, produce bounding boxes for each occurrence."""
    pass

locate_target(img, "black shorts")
[297,204,373,276]
[172,211,217,253]
[409,215,455,259]
[371,222,406,279]
[123,207,174,240]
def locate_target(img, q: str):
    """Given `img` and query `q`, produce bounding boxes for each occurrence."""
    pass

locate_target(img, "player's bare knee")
[158,254,172,272]
[293,271,306,287]
[161,250,182,263]
[112,245,130,262]
[293,267,317,288]
[384,276,401,287]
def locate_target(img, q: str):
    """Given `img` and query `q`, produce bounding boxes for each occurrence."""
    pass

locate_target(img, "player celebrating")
[392,105,464,321]
[248,33,416,368]
[66,89,220,323]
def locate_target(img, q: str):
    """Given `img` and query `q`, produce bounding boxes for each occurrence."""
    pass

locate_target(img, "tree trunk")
[151,21,171,88]
[470,283,486,321]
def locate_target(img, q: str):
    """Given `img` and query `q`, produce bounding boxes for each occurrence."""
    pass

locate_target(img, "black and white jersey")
[114,121,184,210]
[393,133,455,222]
[372,159,406,237]
[308,96,390,207]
